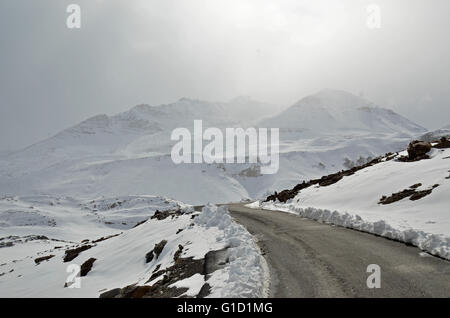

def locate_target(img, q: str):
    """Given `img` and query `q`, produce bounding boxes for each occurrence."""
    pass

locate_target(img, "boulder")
[407,140,431,160]
[434,137,450,149]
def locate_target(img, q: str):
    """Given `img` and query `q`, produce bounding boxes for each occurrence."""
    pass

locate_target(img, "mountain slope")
[420,124,450,142]
[0,91,427,204]
[0,197,267,297]
[260,89,426,135]
[252,141,450,260]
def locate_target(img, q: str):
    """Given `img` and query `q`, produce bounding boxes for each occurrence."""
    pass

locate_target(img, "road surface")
[226,203,450,298]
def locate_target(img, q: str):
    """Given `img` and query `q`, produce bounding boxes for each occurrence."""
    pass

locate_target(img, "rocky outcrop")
[101,256,206,298]
[407,140,432,160]
[80,258,96,276]
[145,240,167,263]
[379,184,439,205]
[100,248,230,298]
[266,157,383,203]
[433,137,450,149]
[34,255,55,265]
[63,245,92,262]
[151,209,184,221]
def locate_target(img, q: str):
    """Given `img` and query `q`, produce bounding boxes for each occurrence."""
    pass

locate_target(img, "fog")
[1,0,449,151]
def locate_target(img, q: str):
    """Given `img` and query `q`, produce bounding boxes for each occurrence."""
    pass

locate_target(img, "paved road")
[226,203,450,298]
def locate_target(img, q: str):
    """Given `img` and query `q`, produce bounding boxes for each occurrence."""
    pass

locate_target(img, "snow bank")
[253,201,450,260]
[195,204,269,298]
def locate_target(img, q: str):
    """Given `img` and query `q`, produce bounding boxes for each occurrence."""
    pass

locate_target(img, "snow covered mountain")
[260,89,425,135]
[248,89,427,198]
[0,89,440,297]
[420,124,450,142]
[0,90,427,204]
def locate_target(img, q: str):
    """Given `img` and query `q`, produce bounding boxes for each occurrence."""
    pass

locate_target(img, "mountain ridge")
[260,89,427,135]
[0,90,428,204]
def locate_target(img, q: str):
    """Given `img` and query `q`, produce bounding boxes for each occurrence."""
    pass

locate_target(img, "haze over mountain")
[420,124,450,142]
[261,89,426,135]
[0,90,426,204]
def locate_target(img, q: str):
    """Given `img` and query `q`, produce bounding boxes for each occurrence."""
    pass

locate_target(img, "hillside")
[0,196,267,297]
[251,138,450,259]
[0,90,427,204]
[421,124,450,142]
[260,89,425,135]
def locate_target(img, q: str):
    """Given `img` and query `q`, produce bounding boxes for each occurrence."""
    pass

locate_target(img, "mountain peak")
[261,89,426,135]
[295,89,374,110]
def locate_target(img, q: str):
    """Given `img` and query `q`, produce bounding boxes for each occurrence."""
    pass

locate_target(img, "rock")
[410,189,432,201]
[151,209,184,221]
[63,245,92,262]
[433,137,450,149]
[99,288,121,298]
[80,258,96,276]
[197,283,211,298]
[153,240,167,259]
[145,240,167,263]
[149,269,166,281]
[92,233,120,243]
[108,256,206,298]
[379,189,416,205]
[151,210,169,220]
[380,184,437,204]
[173,245,184,262]
[105,247,231,298]
[407,140,431,160]
[265,156,383,202]
[124,285,152,298]
[34,255,55,264]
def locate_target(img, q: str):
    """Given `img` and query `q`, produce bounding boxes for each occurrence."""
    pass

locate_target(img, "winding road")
[226,203,450,298]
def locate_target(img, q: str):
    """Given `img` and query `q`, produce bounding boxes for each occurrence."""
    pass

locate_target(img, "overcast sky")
[1,0,449,151]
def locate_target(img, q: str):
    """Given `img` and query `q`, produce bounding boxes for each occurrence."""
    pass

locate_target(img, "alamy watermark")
[65,264,81,288]
[171,120,279,174]
[366,264,381,288]
[66,4,81,29]
[366,4,381,29]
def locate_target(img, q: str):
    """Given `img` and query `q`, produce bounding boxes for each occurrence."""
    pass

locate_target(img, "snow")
[0,89,439,297]
[261,89,426,135]
[421,124,450,142]
[249,147,450,260]
[0,198,267,298]
[195,204,270,298]
[169,273,205,297]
